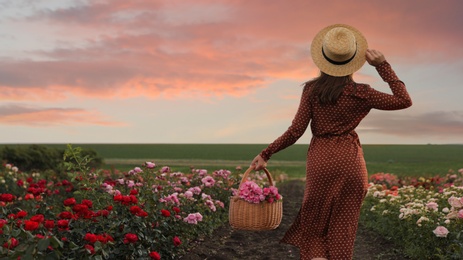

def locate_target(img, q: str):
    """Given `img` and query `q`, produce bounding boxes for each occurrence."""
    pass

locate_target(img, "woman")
[251,24,412,260]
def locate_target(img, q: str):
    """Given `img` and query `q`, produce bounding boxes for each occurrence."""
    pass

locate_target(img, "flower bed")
[361,170,463,259]
[0,146,244,259]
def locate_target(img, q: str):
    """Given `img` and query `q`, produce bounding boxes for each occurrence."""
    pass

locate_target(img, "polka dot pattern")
[259,61,411,259]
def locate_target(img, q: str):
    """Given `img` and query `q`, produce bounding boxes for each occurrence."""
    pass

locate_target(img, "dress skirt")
[281,132,369,259]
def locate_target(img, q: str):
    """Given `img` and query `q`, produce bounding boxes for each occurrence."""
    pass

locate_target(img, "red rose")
[84,233,97,244]
[1,194,15,202]
[84,244,95,254]
[130,206,141,215]
[172,207,181,214]
[173,236,181,246]
[0,219,7,228]
[16,210,28,219]
[72,204,88,213]
[96,233,114,244]
[24,194,34,200]
[58,211,73,219]
[149,251,161,260]
[30,214,45,223]
[123,233,138,244]
[81,199,93,208]
[98,210,110,217]
[44,220,55,229]
[3,237,19,249]
[57,220,69,231]
[106,205,113,211]
[16,219,23,228]
[130,195,138,204]
[137,210,148,217]
[24,220,39,231]
[122,196,132,204]
[161,209,171,217]
[16,179,24,187]
[130,189,138,195]
[113,195,123,202]
[63,198,76,206]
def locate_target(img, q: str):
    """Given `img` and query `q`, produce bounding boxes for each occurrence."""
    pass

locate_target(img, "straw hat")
[311,24,367,76]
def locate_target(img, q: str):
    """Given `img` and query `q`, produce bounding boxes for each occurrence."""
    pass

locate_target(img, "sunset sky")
[1,0,462,145]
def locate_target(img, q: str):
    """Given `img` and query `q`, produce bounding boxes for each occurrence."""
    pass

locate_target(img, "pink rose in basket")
[238,181,282,204]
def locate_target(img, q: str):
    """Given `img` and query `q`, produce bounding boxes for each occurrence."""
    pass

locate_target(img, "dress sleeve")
[367,61,412,110]
[259,86,312,161]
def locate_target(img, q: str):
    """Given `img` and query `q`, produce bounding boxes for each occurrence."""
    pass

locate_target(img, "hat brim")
[311,24,368,77]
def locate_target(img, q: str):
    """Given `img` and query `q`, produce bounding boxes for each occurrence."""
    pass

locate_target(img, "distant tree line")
[1,144,103,172]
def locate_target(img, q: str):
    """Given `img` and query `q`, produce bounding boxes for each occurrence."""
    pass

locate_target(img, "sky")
[0,0,462,145]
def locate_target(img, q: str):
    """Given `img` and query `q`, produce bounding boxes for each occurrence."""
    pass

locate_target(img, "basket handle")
[239,166,274,188]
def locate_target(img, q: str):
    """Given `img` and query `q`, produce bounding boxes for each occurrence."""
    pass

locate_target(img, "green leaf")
[15,243,28,252]
[94,241,102,252]
[37,238,50,251]
[49,235,64,249]
[102,249,109,259]
[21,253,34,260]
[69,241,80,250]
[12,228,21,236]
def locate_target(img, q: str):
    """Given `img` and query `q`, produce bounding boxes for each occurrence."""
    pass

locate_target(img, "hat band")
[322,45,357,65]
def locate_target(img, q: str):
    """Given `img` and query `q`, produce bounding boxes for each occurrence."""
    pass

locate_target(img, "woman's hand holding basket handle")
[250,154,267,171]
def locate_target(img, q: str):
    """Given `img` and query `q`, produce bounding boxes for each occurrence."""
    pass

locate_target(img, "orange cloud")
[0,0,461,103]
[0,105,126,127]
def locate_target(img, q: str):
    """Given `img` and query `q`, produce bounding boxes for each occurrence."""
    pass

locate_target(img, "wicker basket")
[229,167,283,231]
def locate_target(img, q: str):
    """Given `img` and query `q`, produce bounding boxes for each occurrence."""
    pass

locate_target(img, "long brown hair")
[305,72,354,105]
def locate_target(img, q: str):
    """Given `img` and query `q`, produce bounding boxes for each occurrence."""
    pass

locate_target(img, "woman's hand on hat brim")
[366,49,386,67]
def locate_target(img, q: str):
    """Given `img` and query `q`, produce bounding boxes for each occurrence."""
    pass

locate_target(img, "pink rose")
[196,169,208,177]
[184,191,193,199]
[433,226,449,238]
[201,176,216,187]
[183,213,198,224]
[448,196,463,208]
[426,202,438,211]
[458,209,463,219]
[145,162,156,169]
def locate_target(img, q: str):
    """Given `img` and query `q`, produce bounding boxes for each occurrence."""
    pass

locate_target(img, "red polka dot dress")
[259,61,412,259]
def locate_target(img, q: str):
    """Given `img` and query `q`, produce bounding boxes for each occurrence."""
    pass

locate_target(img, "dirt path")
[180,180,406,260]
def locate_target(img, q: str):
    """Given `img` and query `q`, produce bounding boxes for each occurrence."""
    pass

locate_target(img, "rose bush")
[0,145,241,259]
[362,169,463,259]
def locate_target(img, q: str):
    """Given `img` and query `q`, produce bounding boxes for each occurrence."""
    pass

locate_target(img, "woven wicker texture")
[229,167,283,231]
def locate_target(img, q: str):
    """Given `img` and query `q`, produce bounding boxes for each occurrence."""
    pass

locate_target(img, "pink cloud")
[0,0,461,102]
[0,105,126,127]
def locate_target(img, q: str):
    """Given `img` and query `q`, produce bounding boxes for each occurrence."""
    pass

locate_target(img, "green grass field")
[1,143,461,179]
